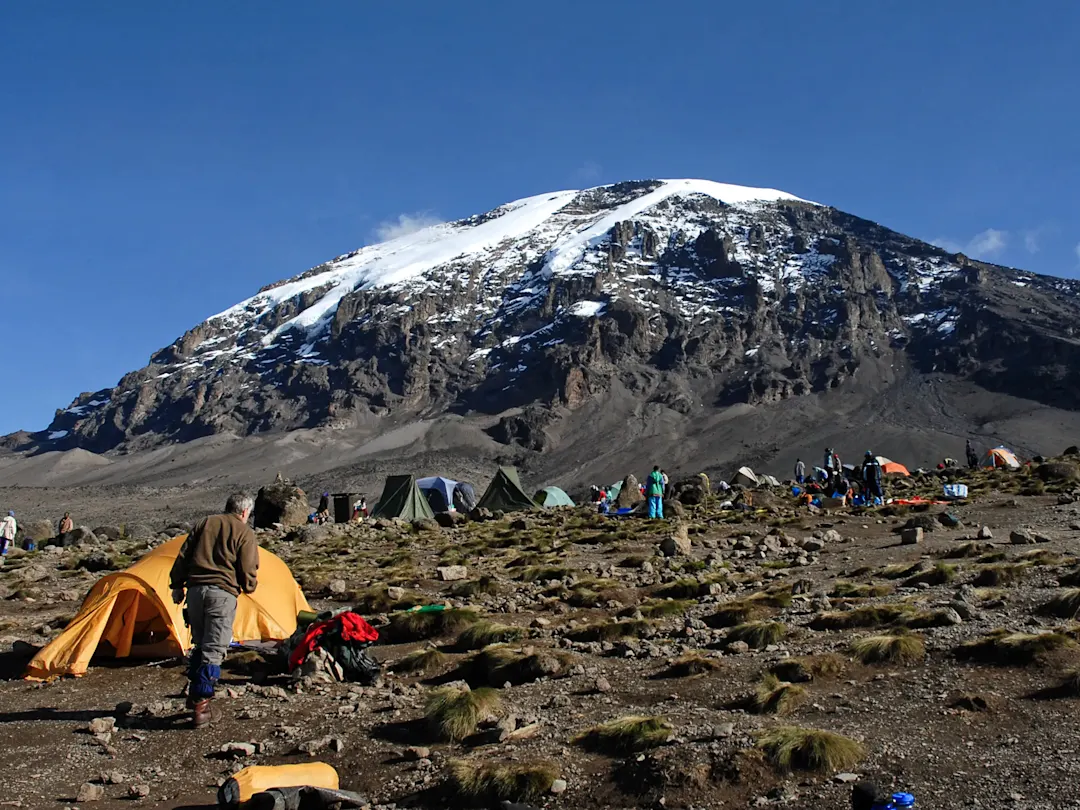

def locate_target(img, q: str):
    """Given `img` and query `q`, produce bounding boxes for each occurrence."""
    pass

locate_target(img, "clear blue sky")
[2,1,1078,435]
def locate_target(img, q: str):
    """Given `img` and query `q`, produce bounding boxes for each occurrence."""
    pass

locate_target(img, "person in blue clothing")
[646,466,665,519]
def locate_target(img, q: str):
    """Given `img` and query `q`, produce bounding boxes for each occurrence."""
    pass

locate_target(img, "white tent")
[731,466,759,487]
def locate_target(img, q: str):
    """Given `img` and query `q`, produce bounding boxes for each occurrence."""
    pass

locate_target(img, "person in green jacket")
[646,466,665,519]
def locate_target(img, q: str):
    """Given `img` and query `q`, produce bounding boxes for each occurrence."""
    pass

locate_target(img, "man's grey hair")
[225,491,255,517]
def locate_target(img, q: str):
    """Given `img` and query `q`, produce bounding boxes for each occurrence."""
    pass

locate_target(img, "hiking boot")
[190,698,218,729]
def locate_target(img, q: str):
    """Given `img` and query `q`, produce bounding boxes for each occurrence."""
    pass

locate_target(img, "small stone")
[87,717,116,735]
[821,529,843,544]
[436,565,468,582]
[330,737,345,753]
[977,526,993,540]
[727,641,750,654]
[801,538,825,552]
[712,722,734,738]
[404,746,430,761]
[127,785,150,799]
[328,580,347,595]
[550,778,568,794]
[834,773,859,784]
[900,527,923,545]
[221,741,256,757]
[386,586,406,600]
[101,771,125,785]
[531,617,551,628]
[593,676,612,693]
[76,783,104,803]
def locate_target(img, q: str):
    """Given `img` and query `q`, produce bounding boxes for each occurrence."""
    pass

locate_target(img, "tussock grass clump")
[757,726,865,772]
[449,576,500,598]
[851,633,925,665]
[956,629,1077,666]
[1054,669,1080,696]
[903,562,958,587]
[1040,589,1080,619]
[652,578,709,599]
[976,550,1008,564]
[425,685,502,741]
[1059,567,1080,587]
[562,578,631,608]
[457,620,527,650]
[1017,549,1067,567]
[384,608,480,643]
[446,758,559,803]
[769,653,846,683]
[351,585,421,614]
[469,644,574,685]
[749,675,807,715]
[568,619,651,643]
[904,609,960,629]
[878,562,924,580]
[519,565,571,583]
[830,582,893,599]
[939,542,993,559]
[392,647,448,675]
[810,604,914,631]
[972,564,1029,587]
[657,652,722,678]
[633,599,694,619]
[728,621,786,649]
[619,554,648,569]
[706,599,770,628]
[572,715,672,754]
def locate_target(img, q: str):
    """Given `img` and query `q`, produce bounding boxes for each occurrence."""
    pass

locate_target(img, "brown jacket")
[169,513,259,597]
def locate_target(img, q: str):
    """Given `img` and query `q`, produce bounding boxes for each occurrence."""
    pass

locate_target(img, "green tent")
[534,486,575,507]
[371,475,436,521]
[476,466,539,512]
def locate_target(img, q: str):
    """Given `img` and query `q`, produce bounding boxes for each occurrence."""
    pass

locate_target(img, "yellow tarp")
[25,536,310,679]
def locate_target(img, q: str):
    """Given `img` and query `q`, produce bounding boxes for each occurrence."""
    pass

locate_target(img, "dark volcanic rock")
[254,482,309,529]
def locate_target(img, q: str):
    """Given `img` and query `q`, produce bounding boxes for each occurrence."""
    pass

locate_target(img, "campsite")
[2,452,1080,809]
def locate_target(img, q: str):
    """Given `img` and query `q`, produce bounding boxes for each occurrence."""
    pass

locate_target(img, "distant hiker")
[832,449,842,472]
[661,469,670,492]
[824,447,835,472]
[58,512,73,536]
[862,452,885,504]
[794,459,806,484]
[966,439,978,469]
[317,491,330,514]
[646,466,665,519]
[169,492,258,729]
[353,497,367,521]
[0,511,15,556]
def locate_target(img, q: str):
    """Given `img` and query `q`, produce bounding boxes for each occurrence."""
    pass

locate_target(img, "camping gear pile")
[285,610,381,685]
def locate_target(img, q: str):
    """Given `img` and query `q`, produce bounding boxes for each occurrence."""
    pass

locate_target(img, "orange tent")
[985,446,1021,469]
[25,536,310,680]
[874,456,911,476]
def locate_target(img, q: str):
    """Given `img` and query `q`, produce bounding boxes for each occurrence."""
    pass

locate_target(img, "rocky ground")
[3,462,1080,809]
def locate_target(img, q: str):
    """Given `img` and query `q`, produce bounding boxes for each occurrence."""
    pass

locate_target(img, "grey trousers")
[187,585,237,667]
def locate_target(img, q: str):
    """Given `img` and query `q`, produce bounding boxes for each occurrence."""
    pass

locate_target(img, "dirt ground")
[3,465,1080,809]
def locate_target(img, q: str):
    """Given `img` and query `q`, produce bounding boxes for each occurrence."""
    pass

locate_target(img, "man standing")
[58,512,74,536]
[966,439,978,469]
[861,452,885,505]
[0,511,16,555]
[794,459,806,484]
[646,466,665,519]
[169,492,258,729]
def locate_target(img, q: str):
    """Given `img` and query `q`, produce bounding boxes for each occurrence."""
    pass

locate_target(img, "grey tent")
[534,486,575,507]
[731,466,759,488]
[452,482,478,513]
[476,467,539,512]
[371,475,436,521]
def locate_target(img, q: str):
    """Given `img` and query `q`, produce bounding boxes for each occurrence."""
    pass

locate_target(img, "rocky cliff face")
[21,179,1080,455]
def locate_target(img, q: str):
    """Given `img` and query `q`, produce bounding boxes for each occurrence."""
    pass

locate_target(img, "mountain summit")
[21,179,1080,469]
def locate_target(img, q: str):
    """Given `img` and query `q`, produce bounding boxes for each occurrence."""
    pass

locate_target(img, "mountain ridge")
[7,178,1080,486]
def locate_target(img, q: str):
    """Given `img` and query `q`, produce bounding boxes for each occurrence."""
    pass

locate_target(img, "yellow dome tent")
[25,536,310,680]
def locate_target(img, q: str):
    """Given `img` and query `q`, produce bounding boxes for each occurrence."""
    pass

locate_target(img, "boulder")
[977,526,993,540]
[614,475,645,509]
[1036,462,1079,483]
[435,511,467,528]
[900,527,923,545]
[659,525,691,557]
[437,565,468,582]
[1064,446,1079,456]
[76,783,104,803]
[25,520,55,542]
[937,513,962,529]
[412,518,440,532]
[58,527,97,546]
[92,525,123,541]
[1010,529,1036,545]
[468,507,493,523]
[77,551,116,573]
[254,482,309,529]
[902,514,938,533]
[125,523,154,541]
[821,529,843,544]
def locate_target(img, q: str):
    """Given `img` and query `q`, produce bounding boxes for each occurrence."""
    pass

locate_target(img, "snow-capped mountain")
[24,179,1080,454]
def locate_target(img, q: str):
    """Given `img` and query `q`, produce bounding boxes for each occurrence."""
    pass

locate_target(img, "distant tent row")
[371,467,574,518]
